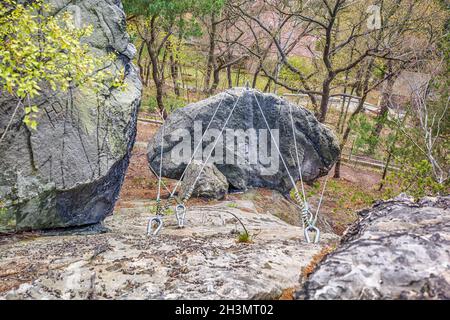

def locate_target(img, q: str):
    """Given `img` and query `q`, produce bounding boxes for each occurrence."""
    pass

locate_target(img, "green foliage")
[0,200,6,216]
[124,0,224,38]
[349,114,380,154]
[371,59,388,80]
[383,160,448,199]
[0,200,15,232]
[147,204,174,215]
[327,179,376,214]
[378,110,449,198]
[279,56,318,87]
[226,202,238,208]
[306,181,321,198]
[144,96,159,113]
[124,0,224,17]
[237,231,251,243]
[165,95,186,111]
[0,0,124,131]
[142,94,185,114]
[289,188,296,202]
[24,105,39,130]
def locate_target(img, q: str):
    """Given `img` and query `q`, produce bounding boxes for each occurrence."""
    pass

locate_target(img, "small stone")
[179,161,229,200]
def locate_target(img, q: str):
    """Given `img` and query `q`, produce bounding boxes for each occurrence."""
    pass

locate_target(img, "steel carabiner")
[175,204,186,228]
[304,225,320,244]
[147,216,163,236]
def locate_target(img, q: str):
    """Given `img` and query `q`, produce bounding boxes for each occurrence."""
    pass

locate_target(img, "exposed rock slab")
[0,200,338,299]
[0,0,142,231]
[147,88,339,194]
[296,195,450,300]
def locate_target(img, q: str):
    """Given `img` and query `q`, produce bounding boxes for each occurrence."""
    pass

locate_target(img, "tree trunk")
[336,48,355,130]
[147,40,167,119]
[372,64,395,141]
[263,78,271,92]
[335,109,358,178]
[336,88,347,131]
[252,65,260,88]
[145,61,151,87]
[226,65,232,88]
[368,69,395,154]
[340,85,356,134]
[318,75,333,123]
[379,112,407,190]
[210,66,220,93]
[204,13,217,91]
[137,41,145,82]
[334,58,375,177]
[236,67,241,87]
[273,61,281,94]
[378,151,392,191]
[169,48,180,96]
[333,155,341,178]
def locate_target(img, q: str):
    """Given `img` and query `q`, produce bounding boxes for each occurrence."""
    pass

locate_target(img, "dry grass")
[301,245,336,279]
[279,287,296,300]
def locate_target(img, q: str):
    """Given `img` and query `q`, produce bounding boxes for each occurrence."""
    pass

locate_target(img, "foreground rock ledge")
[0,200,337,299]
[296,195,450,300]
[0,0,142,231]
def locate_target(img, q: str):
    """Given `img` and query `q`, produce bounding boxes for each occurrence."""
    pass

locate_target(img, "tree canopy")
[0,0,123,134]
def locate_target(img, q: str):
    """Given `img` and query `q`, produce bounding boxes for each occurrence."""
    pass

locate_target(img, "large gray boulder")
[147,88,339,194]
[0,0,142,232]
[296,194,450,300]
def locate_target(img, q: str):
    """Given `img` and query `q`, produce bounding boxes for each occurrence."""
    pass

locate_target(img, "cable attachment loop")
[304,225,320,244]
[175,204,187,228]
[147,215,163,236]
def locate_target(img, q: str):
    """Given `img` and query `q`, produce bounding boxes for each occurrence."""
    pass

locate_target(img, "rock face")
[0,0,142,232]
[147,88,339,195]
[179,160,229,200]
[0,199,338,299]
[297,195,450,300]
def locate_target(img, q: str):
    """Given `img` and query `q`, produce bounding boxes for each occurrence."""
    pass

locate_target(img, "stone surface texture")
[296,194,450,300]
[0,199,338,299]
